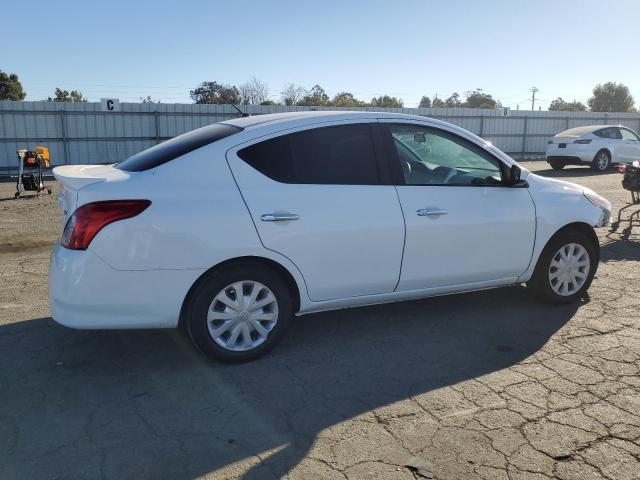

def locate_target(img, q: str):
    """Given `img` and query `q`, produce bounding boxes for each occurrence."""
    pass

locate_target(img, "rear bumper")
[546,155,592,165]
[546,144,595,164]
[48,242,204,329]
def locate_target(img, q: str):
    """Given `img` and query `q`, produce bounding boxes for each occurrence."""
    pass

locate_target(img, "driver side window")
[387,124,503,186]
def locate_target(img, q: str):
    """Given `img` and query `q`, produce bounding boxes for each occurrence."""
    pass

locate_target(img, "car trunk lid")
[52,164,130,227]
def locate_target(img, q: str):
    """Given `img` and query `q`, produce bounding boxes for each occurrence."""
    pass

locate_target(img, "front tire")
[528,230,598,304]
[185,263,293,363]
[591,150,610,172]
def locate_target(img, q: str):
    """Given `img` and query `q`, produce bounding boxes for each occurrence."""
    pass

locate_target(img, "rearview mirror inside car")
[414,133,426,143]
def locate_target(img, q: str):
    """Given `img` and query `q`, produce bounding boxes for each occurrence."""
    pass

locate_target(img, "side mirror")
[506,164,527,187]
[510,164,521,184]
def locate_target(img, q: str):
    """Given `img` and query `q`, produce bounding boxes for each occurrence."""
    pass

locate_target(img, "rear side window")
[117,123,242,172]
[594,127,621,140]
[238,124,380,184]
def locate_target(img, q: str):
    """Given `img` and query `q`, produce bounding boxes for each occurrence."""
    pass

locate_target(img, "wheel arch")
[542,221,600,262]
[178,256,302,330]
[593,147,612,163]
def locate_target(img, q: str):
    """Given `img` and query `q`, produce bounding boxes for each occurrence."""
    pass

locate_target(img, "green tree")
[548,97,587,112]
[369,95,404,108]
[431,96,446,108]
[190,81,241,104]
[0,70,26,100]
[260,100,278,105]
[445,93,461,108]
[48,88,87,102]
[463,89,500,108]
[330,92,366,107]
[418,96,431,108]
[298,85,329,106]
[588,82,635,112]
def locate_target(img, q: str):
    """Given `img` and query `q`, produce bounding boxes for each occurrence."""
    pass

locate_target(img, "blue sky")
[3,0,640,109]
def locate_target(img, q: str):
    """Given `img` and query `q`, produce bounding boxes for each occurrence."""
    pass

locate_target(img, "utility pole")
[530,87,539,111]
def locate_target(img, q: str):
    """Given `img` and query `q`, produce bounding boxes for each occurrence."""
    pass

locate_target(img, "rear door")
[226,122,405,302]
[619,128,640,162]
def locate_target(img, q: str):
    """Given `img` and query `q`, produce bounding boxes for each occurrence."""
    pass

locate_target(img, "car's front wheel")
[591,150,610,172]
[528,230,598,304]
[185,263,293,362]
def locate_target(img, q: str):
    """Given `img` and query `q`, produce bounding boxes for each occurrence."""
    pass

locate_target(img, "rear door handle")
[260,213,300,222]
[417,208,448,217]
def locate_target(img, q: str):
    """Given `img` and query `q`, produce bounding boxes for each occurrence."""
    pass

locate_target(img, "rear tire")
[549,160,565,170]
[185,263,294,363]
[528,230,598,304]
[591,150,610,172]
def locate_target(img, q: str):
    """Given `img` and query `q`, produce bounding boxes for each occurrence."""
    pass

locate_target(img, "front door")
[380,121,536,291]
[619,127,640,163]
[227,122,405,301]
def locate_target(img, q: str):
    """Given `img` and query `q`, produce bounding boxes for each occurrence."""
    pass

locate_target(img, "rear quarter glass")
[117,124,242,172]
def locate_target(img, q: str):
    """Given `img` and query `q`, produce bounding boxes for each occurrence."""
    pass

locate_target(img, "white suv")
[49,111,611,362]
[546,125,640,172]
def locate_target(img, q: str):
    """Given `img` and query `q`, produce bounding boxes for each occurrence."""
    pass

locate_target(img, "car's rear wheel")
[185,263,293,362]
[591,150,610,172]
[549,160,565,170]
[528,230,598,304]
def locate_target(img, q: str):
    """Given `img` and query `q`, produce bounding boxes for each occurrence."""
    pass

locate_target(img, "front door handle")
[260,213,300,222]
[417,208,448,217]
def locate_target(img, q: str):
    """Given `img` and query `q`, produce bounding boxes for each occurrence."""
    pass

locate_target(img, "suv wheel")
[528,230,598,304]
[591,150,610,172]
[185,263,293,362]
[549,160,565,170]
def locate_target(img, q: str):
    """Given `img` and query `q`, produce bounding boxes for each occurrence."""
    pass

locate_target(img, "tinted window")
[117,123,242,172]
[594,127,621,140]
[238,124,380,184]
[387,124,502,186]
[620,128,640,141]
[239,135,295,183]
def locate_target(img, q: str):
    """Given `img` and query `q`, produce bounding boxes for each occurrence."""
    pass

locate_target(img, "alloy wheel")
[597,152,609,170]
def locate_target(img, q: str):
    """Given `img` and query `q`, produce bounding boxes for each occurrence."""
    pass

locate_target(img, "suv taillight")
[573,139,592,144]
[61,200,151,250]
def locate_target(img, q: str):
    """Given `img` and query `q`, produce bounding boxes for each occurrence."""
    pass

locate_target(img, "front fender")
[518,174,604,282]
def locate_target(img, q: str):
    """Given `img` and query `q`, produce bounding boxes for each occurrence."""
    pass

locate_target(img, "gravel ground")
[0,162,639,480]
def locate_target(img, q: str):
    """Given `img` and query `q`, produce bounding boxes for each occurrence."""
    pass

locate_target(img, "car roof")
[221,110,452,130]
[556,125,612,136]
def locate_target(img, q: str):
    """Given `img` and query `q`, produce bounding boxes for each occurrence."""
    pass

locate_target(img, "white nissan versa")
[49,111,612,362]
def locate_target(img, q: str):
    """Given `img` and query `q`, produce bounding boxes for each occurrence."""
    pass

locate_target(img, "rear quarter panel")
[85,144,270,272]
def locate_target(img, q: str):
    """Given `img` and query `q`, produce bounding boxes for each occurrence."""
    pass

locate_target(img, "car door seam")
[518,187,538,280]
[392,185,407,292]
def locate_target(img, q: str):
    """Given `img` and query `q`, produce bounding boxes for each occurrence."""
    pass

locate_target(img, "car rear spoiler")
[52,164,129,191]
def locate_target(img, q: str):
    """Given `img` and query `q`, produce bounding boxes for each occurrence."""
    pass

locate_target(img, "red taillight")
[573,139,592,144]
[61,200,151,250]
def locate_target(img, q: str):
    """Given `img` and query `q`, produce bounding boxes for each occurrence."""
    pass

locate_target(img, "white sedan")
[546,125,640,172]
[49,111,611,362]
